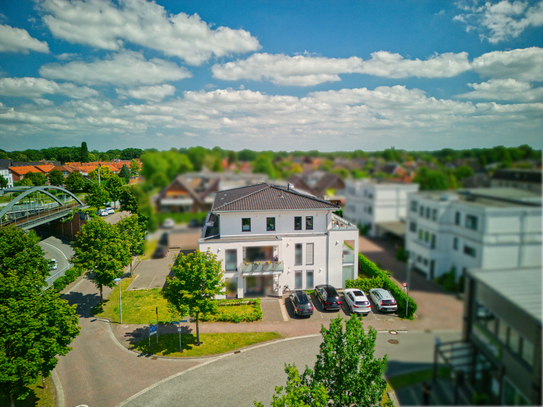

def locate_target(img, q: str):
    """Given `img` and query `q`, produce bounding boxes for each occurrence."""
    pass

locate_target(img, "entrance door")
[342,265,354,288]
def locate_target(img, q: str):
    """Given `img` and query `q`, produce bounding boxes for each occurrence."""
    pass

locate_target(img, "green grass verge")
[133,332,282,357]
[0,376,55,407]
[155,211,208,225]
[387,367,450,390]
[138,238,158,261]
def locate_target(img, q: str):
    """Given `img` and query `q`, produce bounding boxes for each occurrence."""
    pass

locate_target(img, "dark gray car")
[315,285,343,311]
[290,290,314,317]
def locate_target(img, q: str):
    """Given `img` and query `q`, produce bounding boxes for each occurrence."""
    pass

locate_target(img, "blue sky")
[0,0,542,153]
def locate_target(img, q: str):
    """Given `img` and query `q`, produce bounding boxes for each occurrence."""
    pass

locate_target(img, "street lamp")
[114,277,122,324]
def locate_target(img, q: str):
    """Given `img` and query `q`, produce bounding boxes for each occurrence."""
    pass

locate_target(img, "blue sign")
[180,319,188,323]
[149,324,157,335]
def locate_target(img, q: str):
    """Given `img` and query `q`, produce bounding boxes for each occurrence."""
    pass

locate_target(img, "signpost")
[403,282,409,316]
[173,319,188,353]
[149,324,158,348]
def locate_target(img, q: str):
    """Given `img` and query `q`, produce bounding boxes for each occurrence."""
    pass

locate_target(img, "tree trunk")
[43,374,46,389]
[99,284,103,305]
[196,313,200,345]
[10,393,14,407]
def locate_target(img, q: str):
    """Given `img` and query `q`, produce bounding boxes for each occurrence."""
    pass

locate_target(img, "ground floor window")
[306,270,314,289]
[225,277,237,299]
[295,271,303,289]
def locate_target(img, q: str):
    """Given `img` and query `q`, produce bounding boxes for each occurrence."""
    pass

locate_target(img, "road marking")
[41,241,68,261]
[279,298,289,322]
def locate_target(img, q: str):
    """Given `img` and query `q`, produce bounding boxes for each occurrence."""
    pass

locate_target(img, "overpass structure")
[0,186,87,230]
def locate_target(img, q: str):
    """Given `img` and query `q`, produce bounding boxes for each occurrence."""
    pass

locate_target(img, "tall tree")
[105,175,124,208]
[48,169,65,186]
[119,189,138,214]
[119,164,131,184]
[85,183,110,209]
[80,142,89,163]
[163,251,225,345]
[0,175,8,189]
[255,315,389,407]
[65,171,86,193]
[24,172,47,186]
[116,214,146,256]
[0,227,80,405]
[72,218,132,304]
[88,166,112,182]
[130,159,140,176]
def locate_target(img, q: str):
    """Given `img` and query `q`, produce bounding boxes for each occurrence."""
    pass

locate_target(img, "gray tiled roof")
[211,183,339,212]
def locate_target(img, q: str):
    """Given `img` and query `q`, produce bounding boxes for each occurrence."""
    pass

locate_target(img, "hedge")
[199,298,263,323]
[51,265,84,293]
[346,253,417,319]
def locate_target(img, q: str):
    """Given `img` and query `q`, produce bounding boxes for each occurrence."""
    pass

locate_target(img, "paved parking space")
[127,249,179,290]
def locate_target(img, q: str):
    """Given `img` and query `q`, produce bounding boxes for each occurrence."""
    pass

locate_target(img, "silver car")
[369,288,398,312]
[344,288,372,315]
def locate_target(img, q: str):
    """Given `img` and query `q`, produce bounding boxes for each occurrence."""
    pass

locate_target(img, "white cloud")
[38,0,260,65]
[472,47,543,81]
[40,51,192,86]
[116,84,176,102]
[211,51,472,86]
[55,52,78,60]
[454,0,543,43]
[455,78,543,102]
[0,24,49,53]
[0,77,98,99]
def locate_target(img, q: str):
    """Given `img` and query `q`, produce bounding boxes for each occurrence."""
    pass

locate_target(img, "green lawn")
[133,331,282,357]
[0,376,55,407]
[138,238,158,261]
[387,367,450,390]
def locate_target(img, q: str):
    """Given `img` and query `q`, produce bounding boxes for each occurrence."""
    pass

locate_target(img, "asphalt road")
[39,235,74,273]
[120,330,461,407]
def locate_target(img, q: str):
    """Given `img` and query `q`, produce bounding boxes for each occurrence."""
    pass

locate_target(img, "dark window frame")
[294,216,302,230]
[305,216,313,230]
[242,218,251,232]
[266,217,275,231]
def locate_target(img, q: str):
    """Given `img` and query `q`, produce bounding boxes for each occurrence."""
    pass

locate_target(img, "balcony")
[241,261,284,273]
[330,213,358,231]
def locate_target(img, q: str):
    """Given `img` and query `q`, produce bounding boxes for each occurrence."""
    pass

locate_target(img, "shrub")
[200,298,262,323]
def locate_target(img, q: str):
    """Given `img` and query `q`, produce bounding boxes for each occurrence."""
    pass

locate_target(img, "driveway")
[127,249,180,290]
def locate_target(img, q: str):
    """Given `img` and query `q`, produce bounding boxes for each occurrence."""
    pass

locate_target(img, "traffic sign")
[402,282,407,287]
[177,328,181,332]
[149,324,157,335]
[180,319,188,323]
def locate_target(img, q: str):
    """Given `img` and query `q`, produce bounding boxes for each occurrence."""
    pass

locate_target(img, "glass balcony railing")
[240,261,284,273]
[342,254,355,263]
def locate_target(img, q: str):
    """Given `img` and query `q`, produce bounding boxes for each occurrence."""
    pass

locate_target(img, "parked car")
[106,207,115,215]
[48,259,57,270]
[369,288,398,312]
[314,285,342,311]
[289,290,314,317]
[188,218,204,228]
[97,209,108,216]
[152,245,168,259]
[162,218,175,229]
[344,288,372,315]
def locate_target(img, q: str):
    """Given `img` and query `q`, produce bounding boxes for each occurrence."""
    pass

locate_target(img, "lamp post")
[114,277,122,324]
[406,258,412,317]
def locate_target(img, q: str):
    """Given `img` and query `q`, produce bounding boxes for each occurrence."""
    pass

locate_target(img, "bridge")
[0,186,86,230]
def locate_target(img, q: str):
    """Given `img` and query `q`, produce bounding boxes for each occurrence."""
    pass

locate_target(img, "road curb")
[52,368,65,407]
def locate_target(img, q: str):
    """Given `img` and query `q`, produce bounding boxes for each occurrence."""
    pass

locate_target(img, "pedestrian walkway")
[261,297,286,322]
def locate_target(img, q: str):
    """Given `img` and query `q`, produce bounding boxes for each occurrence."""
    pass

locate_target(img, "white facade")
[405,189,542,281]
[344,179,419,236]
[0,168,13,188]
[199,209,358,299]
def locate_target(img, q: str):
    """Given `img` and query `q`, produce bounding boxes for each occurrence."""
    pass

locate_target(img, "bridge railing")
[0,201,81,229]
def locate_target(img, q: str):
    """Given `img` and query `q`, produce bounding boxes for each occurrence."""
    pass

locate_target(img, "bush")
[200,298,262,323]
[347,254,417,319]
[51,265,84,293]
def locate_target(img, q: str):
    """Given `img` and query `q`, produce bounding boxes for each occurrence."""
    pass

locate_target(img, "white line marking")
[279,298,289,322]
[41,241,68,261]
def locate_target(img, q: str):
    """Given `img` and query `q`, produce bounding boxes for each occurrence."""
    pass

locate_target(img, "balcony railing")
[241,261,284,273]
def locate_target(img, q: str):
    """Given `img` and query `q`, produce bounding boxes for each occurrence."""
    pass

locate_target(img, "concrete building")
[491,169,542,194]
[0,167,14,188]
[199,183,358,299]
[344,179,419,238]
[406,188,542,280]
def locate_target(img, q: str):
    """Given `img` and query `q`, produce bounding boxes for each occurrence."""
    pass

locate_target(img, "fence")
[45,263,73,288]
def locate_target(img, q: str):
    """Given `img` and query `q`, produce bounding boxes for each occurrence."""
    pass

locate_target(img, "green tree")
[85,183,110,209]
[80,142,89,163]
[413,167,449,191]
[163,251,225,345]
[120,189,138,214]
[88,165,112,182]
[116,214,146,256]
[454,165,474,181]
[48,169,65,186]
[0,227,80,404]
[105,175,124,208]
[0,175,8,189]
[24,172,47,186]
[227,150,238,164]
[256,315,388,407]
[65,171,86,193]
[119,164,131,184]
[72,218,132,304]
[130,159,140,176]
[253,154,276,178]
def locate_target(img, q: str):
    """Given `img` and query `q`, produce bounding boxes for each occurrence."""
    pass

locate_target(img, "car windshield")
[324,287,338,296]
[296,293,309,304]
[352,290,364,297]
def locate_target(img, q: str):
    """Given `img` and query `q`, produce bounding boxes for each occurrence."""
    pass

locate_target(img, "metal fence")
[45,263,73,288]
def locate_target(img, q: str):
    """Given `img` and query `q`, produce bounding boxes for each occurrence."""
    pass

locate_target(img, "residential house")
[8,165,42,182]
[288,171,346,203]
[198,183,358,298]
[491,169,541,194]
[0,167,13,188]
[54,165,82,178]
[405,188,541,281]
[344,179,419,238]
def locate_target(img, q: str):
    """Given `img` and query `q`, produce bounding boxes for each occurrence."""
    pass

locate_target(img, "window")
[266,217,275,231]
[423,258,428,266]
[418,229,423,240]
[294,216,302,230]
[294,243,302,265]
[409,222,417,233]
[306,270,314,289]
[424,231,430,242]
[306,216,313,230]
[464,245,476,257]
[225,249,237,271]
[368,206,373,214]
[466,215,478,230]
[306,243,314,265]
[497,320,508,344]
[432,209,437,221]
[453,237,459,250]
[455,211,461,225]
[295,271,303,289]
[508,328,521,355]
[419,205,424,216]
[522,338,535,366]
[426,207,430,219]
[431,234,436,249]
[417,255,422,263]
[242,218,251,232]
[411,201,418,212]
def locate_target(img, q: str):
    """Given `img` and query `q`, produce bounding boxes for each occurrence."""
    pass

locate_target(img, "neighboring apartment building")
[344,179,419,237]
[0,167,14,188]
[405,188,542,280]
[434,268,541,405]
[198,183,358,299]
[491,169,542,194]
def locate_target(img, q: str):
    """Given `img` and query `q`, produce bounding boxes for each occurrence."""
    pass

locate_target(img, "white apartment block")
[0,168,13,188]
[344,179,419,237]
[405,188,542,280]
[199,183,359,299]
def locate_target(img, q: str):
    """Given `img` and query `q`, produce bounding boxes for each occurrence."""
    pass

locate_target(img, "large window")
[294,216,302,230]
[295,271,303,289]
[225,249,237,271]
[425,207,430,219]
[455,211,461,225]
[466,215,478,230]
[267,217,275,231]
[306,270,314,289]
[411,200,418,212]
[295,244,303,265]
[497,320,508,344]
[419,205,424,216]
[424,231,430,243]
[306,243,314,265]
[431,234,436,249]
[453,237,459,250]
[418,229,423,240]
[409,222,417,233]
[432,209,437,221]
[306,216,313,230]
[242,218,251,232]
[464,245,476,257]
[508,327,521,355]
[522,338,535,366]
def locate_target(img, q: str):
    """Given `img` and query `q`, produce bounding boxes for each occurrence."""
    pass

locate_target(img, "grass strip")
[387,367,450,390]
[133,332,282,357]
[0,376,55,407]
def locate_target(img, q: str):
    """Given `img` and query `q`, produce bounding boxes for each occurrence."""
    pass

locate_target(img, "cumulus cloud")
[0,24,50,53]
[39,51,192,86]
[211,51,472,85]
[38,0,260,65]
[116,84,176,102]
[472,47,543,81]
[0,77,98,99]
[455,78,543,102]
[454,0,543,43]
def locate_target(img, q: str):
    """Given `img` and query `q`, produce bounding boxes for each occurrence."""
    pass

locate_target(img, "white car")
[162,218,175,229]
[369,288,398,312]
[48,259,58,270]
[98,209,108,216]
[106,207,115,215]
[343,288,372,315]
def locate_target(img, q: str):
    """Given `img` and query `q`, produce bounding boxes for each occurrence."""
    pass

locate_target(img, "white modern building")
[405,188,542,281]
[0,167,13,188]
[199,183,359,298]
[344,179,419,237]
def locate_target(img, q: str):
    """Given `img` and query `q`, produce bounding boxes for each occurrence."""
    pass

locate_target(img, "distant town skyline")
[0,0,542,152]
